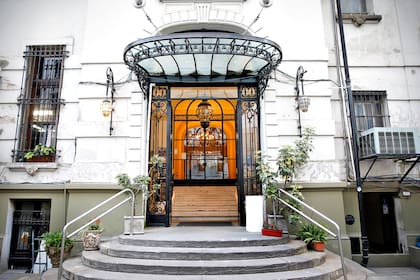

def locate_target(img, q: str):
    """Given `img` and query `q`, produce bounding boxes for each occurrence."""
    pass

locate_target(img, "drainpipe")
[334,0,369,266]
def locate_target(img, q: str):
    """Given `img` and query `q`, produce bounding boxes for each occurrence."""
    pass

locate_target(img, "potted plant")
[23,144,56,162]
[82,219,103,251]
[42,231,73,267]
[297,223,328,251]
[256,128,314,236]
[116,154,164,234]
[256,151,283,237]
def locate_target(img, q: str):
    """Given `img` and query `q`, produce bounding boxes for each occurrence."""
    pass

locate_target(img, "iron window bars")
[13,45,67,162]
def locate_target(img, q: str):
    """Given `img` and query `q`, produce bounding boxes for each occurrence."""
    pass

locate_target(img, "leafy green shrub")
[42,231,73,248]
[297,223,328,244]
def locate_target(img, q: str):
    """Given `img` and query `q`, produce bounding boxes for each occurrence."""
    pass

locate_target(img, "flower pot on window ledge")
[25,155,55,162]
[23,144,56,162]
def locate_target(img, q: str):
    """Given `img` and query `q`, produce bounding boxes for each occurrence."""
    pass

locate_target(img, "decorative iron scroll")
[124,32,282,98]
[135,65,150,99]
[151,101,167,120]
[242,101,259,122]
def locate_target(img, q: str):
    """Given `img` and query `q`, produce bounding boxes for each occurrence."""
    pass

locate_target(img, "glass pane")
[173,54,196,76]
[149,99,168,215]
[171,95,237,181]
[212,54,233,76]
[140,59,164,76]
[341,0,367,13]
[227,55,250,76]
[155,56,179,76]
[171,87,237,99]
[195,54,212,76]
[241,99,260,195]
[244,58,267,76]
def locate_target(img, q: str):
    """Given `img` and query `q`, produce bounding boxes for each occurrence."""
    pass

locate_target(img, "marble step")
[118,232,289,248]
[100,239,307,260]
[51,252,343,280]
[80,249,326,275]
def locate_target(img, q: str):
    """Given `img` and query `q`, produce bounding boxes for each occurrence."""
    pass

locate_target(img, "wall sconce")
[100,67,115,135]
[196,99,213,129]
[295,66,310,137]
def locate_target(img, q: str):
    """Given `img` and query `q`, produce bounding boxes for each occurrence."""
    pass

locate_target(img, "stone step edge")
[118,234,289,248]
[100,239,307,260]
[57,253,343,280]
[81,250,326,275]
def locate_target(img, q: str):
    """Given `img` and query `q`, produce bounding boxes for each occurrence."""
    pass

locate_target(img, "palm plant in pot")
[42,231,74,267]
[116,154,164,234]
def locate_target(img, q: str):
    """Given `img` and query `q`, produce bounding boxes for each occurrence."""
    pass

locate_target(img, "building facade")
[0,0,419,270]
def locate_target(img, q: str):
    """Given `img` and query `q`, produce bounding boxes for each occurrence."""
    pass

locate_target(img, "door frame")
[146,85,262,227]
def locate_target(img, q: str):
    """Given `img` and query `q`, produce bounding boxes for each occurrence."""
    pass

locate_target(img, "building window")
[13,45,66,162]
[341,0,367,14]
[353,91,390,134]
[340,0,382,26]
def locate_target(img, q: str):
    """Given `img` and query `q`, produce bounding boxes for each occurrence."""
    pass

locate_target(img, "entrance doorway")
[147,86,261,226]
[364,192,399,253]
[8,200,50,269]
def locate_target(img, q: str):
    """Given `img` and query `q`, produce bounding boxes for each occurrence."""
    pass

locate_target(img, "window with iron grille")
[353,91,390,134]
[13,45,66,162]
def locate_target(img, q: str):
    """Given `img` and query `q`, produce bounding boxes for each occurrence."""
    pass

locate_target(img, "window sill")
[341,14,382,27]
[7,162,58,176]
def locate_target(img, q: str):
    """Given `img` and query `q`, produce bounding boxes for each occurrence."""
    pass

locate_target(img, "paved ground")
[2,265,420,280]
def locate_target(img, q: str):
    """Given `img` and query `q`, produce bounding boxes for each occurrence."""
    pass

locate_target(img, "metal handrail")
[277,188,347,280]
[57,188,135,280]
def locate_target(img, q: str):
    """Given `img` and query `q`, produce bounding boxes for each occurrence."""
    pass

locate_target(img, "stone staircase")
[43,227,344,280]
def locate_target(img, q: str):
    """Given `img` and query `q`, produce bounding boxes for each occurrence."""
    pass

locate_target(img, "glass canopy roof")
[124,32,282,95]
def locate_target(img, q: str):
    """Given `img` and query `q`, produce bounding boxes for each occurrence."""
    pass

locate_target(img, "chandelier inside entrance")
[185,127,223,147]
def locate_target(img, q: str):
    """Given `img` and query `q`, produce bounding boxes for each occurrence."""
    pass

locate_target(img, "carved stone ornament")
[25,166,39,176]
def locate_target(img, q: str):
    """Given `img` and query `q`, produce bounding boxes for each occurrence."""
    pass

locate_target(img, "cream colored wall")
[302,187,352,258]
[400,193,420,245]
[65,188,129,238]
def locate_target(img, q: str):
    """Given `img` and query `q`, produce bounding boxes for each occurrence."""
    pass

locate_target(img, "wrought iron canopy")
[123,32,282,96]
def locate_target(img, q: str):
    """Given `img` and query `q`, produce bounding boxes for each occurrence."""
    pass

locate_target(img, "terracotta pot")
[311,241,325,251]
[46,245,73,268]
[82,230,103,250]
[261,228,283,237]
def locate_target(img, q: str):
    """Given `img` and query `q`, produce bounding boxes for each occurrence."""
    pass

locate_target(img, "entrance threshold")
[119,226,286,245]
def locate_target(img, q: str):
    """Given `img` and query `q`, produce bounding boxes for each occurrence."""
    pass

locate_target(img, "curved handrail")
[277,188,347,280]
[57,188,135,280]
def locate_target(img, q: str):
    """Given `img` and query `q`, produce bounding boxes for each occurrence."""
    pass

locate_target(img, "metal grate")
[13,45,67,162]
[353,91,390,134]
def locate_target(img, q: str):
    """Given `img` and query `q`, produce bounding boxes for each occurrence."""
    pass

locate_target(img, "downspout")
[329,0,356,180]
[334,0,369,266]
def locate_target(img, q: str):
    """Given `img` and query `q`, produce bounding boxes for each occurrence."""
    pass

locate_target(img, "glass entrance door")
[148,85,261,226]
